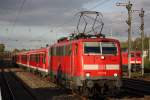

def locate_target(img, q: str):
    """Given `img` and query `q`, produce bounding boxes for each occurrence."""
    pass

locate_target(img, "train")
[122,50,142,72]
[13,33,122,96]
[13,11,122,96]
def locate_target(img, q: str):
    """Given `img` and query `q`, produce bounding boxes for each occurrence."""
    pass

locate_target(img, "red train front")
[122,51,142,72]
[49,35,122,96]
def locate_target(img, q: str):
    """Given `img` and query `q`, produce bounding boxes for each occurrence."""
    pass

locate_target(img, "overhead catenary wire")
[88,0,113,10]
[10,0,27,34]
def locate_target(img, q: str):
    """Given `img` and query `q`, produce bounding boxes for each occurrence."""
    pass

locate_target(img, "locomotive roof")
[52,37,120,46]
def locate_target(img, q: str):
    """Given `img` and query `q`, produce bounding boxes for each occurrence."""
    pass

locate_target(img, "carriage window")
[21,55,27,62]
[136,53,141,57]
[131,53,134,57]
[84,42,101,54]
[101,42,117,55]
[36,54,40,63]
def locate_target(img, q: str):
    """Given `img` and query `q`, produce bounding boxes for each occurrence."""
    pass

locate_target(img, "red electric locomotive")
[122,50,142,72]
[51,35,122,95]
[15,11,122,96]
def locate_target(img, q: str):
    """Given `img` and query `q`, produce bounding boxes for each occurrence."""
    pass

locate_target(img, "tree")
[12,48,20,53]
[0,44,5,52]
[121,35,149,51]
[121,41,128,48]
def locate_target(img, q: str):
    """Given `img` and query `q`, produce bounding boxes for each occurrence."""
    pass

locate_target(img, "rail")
[122,78,150,95]
[1,68,39,100]
[1,68,16,100]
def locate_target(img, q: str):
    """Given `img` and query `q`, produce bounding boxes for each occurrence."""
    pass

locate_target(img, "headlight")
[114,73,118,77]
[101,56,105,60]
[86,73,90,77]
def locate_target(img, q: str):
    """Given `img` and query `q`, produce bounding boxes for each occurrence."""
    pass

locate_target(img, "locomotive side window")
[52,47,56,56]
[63,45,66,56]
[101,42,117,55]
[60,46,63,56]
[75,44,78,55]
[66,45,69,55]
[56,47,59,56]
[43,54,46,64]
[84,42,101,54]
[66,45,72,55]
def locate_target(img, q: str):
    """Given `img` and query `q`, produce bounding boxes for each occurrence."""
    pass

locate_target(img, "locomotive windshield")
[101,42,117,55]
[84,42,101,54]
[84,42,117,55]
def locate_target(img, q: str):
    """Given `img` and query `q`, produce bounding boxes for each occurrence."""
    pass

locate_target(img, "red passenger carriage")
[16,48,49,73]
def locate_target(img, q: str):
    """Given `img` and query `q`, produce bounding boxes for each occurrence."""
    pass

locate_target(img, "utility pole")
[116,1,132,78]
[139,8,145,76]
[149,34,150,61]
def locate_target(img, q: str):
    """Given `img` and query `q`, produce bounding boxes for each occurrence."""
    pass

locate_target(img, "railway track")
[122,78,150,96]
[0,69,15,100]
[0,67,39,100]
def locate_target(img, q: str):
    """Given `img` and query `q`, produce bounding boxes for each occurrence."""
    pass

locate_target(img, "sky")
[0,0,150,50]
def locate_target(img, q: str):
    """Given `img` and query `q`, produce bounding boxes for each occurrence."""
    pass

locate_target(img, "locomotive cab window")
[84,42,117,55]
[84,42,101,54]
[101,42,117,55]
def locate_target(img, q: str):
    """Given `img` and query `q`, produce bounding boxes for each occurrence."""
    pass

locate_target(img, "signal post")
[116,1,132,78]
[139,8,145,76]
